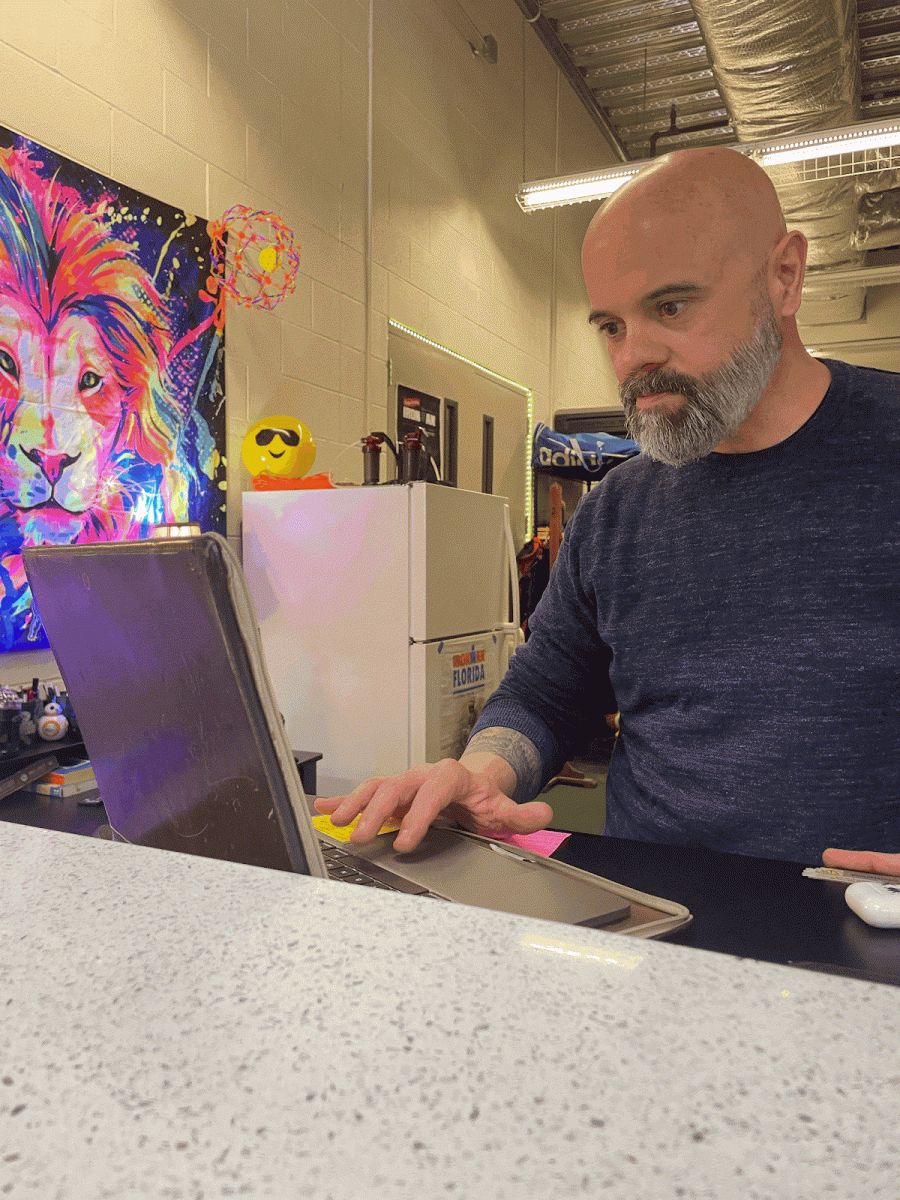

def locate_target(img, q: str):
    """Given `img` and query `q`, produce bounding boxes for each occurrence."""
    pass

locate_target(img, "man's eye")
[659,300,686,318]
[79,370,102,392]
[0,349,18,380]
[598,321,622,338]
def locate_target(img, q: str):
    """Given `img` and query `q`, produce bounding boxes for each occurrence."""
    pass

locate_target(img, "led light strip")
[388,321,535,538]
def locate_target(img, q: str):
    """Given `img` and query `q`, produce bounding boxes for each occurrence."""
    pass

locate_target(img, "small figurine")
[0,687,22,756]
[59,692,79,737]
[17,709,36,746]
[37,701,68,742]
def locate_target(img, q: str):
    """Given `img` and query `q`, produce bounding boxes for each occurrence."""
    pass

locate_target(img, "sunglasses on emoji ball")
[255,428,301,447]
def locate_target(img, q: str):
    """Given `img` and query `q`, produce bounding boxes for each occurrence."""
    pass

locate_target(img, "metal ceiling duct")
[857,187,900,249]
[689,0,866,323]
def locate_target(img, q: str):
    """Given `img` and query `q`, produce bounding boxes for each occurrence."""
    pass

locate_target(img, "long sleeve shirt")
[472,359,900,863]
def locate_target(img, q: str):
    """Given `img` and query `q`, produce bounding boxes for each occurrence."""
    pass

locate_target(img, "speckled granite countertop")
[1,823,897,1199]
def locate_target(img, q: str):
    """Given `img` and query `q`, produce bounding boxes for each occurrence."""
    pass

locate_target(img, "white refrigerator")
[242,483,522,797]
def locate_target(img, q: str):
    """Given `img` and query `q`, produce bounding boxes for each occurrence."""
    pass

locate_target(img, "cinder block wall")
[0,0,621,684]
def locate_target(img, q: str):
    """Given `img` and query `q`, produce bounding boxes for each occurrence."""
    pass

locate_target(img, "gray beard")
[620,307,784,467]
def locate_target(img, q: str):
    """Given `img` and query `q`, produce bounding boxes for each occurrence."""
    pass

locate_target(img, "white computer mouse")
[844,881,900,928]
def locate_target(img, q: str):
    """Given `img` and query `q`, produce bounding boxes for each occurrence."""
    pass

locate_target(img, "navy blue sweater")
[473,359,900,863]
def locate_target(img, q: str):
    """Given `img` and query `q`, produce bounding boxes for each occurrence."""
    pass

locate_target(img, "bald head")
[583,146,787,276]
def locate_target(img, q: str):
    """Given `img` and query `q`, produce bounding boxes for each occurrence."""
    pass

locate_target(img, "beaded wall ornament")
[207,205,301,310]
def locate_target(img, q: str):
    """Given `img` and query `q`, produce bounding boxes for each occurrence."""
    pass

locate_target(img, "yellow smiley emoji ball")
[241,415,316,478]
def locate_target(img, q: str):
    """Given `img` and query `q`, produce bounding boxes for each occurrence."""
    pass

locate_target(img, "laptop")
[23,533,630,928]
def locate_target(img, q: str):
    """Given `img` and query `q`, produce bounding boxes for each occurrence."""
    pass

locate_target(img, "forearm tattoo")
[465,727,542,804]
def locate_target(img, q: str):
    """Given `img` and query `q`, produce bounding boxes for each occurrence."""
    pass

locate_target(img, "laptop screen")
[23,535,317,875]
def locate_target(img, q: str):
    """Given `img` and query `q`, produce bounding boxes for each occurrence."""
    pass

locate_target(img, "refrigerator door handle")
[499,628,520,675]
[503,504,524,646]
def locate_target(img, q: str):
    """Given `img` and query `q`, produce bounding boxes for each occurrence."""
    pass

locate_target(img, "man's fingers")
[389,761,472,851]
[351,777,420,841]
[313,764,464,852]
[823,847,900,876]
[451,796,553,838]
[348,764,461,843]
[314,762,554,857]
[495,797,554,833]
[314,778,412,835]
[314,779,383,825]
[313,795,354,818]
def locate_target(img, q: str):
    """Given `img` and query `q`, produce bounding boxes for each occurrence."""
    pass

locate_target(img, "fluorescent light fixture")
[803,262,900,292]
[750,117,900,166]
[517,166,643,211]
[517,115,900,212]
[803,335,900,357]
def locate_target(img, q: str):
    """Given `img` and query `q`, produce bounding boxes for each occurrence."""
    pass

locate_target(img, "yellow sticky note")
[312,814,402,843]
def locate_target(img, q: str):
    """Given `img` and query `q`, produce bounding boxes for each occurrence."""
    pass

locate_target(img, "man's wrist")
[462,728,542,804]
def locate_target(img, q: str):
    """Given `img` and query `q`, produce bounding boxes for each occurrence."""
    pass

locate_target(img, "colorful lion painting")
[0,131,225,651]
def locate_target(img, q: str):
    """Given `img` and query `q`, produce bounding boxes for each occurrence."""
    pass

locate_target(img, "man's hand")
[314,756,553,854]
[822,847,900,876]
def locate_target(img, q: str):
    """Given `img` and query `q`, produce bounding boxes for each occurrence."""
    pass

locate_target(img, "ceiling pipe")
[649,103,730,155]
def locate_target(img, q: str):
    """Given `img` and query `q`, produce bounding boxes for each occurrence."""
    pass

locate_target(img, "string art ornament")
[207,205,301,310]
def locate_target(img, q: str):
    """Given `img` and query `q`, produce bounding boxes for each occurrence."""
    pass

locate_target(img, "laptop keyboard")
[320,841,447,898]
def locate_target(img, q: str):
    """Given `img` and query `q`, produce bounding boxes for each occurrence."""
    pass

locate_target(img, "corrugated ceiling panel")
[536,0,900,160]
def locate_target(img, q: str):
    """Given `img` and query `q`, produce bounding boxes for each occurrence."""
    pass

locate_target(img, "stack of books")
[26,759,102,805]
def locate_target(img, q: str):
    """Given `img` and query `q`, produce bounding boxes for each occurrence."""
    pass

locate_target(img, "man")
[316,146,900,872]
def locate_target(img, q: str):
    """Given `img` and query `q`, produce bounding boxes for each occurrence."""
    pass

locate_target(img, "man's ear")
[769,229,808,318]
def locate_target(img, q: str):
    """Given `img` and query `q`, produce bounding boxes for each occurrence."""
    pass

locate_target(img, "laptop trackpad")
[352,827,630,928]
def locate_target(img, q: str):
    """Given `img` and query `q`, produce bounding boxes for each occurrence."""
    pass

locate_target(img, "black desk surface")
[554,832,900,987]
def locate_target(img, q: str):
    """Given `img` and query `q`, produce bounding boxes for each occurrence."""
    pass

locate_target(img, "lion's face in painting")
[0,147,222,646]
[0,149,199,559]
[0,296,131,542]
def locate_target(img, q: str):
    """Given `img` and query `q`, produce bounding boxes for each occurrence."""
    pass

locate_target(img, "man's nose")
[21,446,80,485]
[612,324,670,383]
